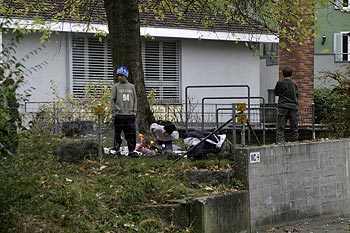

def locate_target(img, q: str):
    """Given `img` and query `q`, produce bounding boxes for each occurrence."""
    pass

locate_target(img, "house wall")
[314,2,350,84]
[181,39,261,105]
[314,54,346,87]
[259,59,279,103]
[315,2,350,55]
[3,32,69,111]
[4,31,268,113]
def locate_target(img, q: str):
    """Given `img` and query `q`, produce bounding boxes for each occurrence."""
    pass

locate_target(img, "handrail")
[185,85,250,133]
[202,96,265,144]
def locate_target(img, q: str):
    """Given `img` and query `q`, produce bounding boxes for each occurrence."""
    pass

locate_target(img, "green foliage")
[315,65,350,137]
[3,0,332,52]
[2,0,106,42]
[140,0,330,48]
[0,133,240,232]
[147,89,183,123]
[29,81,112,134]
[0,28,34,156]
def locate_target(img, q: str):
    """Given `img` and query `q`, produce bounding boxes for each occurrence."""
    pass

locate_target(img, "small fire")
[136,133,162,156]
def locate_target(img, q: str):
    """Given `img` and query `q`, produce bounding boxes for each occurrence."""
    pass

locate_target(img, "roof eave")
[1,17,279,43]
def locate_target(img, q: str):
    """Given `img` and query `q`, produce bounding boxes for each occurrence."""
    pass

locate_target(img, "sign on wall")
[250,151,261,163]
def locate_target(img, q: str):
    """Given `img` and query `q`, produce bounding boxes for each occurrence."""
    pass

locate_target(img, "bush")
[315,65,350,137]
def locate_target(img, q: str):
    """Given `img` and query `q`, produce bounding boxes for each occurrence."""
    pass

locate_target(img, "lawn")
[0,133,242,233]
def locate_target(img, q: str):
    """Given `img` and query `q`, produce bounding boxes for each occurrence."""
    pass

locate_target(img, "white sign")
[250,152,260,163]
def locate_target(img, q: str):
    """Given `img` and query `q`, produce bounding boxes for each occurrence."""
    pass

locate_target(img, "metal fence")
[152,102,314,128]
[23,101,316,136]
[23,101,98,135]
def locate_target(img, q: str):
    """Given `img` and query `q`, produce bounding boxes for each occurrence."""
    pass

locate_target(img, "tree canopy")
[1,0,330,133]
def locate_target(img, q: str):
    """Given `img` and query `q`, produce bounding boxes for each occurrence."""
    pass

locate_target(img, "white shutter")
[72,35,113,97]
[72,36,180,101]
[334,33,343,61]
[142,40,180,102]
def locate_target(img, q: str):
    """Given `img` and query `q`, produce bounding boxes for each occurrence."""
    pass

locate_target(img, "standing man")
[274,67,299,143]
[110,66,138,157]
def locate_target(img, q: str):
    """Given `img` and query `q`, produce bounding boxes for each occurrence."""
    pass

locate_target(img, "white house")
[0,8,279,122]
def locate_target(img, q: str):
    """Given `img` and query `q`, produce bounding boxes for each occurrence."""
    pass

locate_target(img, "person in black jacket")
[274,67,299,143]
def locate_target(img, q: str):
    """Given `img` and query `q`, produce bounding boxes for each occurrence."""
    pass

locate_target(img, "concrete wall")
[144,191,250,233]
[238,139,350,231]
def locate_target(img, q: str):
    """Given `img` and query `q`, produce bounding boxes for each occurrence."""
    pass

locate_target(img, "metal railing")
[23,100,317,140]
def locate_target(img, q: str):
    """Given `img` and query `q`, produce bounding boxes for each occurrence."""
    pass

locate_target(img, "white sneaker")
[128,150,142,158]
[110,148,121,156]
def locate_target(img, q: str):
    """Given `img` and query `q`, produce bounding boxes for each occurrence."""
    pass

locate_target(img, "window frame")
[334,32,350,62]
[71,34,114,97]
[267,89,276,104]
[71,35,181,102]
[262,43,279,66]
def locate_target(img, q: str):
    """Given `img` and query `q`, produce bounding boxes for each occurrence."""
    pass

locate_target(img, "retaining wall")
[144,191,249,233]
[238,139,350,231]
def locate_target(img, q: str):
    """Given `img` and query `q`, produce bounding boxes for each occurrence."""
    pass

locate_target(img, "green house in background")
[315,0,350,85]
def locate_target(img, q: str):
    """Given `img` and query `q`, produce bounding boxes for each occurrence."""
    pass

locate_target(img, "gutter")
[0,17,279,43]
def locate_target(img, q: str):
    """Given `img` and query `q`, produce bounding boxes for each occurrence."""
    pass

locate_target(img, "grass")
[0,133,242,233]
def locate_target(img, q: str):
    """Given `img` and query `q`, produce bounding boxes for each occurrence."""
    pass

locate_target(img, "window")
[267,89,275,104]
[262,43,278,65]
[334,32,350,62]
[142,40,180,103]
[72,35,181,102]
[72,35,113,97]
[334,0,350,10]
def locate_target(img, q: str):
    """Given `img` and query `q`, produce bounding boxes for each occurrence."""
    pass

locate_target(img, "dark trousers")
[114,115,136,152]
[276,107,298,143]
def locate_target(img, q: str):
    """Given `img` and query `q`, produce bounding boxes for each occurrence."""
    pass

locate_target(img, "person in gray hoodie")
[110,66,138,157]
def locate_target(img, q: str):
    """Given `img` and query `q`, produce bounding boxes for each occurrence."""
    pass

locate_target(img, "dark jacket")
[274,78,299,110]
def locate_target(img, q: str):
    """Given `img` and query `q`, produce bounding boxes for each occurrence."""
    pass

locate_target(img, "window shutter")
[72,36,113,97]
[334,33,343,61]
[142,40,180,102]
[71,36,180,101]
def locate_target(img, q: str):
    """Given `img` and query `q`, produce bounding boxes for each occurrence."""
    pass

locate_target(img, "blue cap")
[116,66,129,78]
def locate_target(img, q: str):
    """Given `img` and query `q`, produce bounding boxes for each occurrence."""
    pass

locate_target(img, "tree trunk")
[103,0,155,134]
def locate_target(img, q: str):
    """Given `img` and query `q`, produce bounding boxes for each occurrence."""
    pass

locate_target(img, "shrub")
[315,65,350,137]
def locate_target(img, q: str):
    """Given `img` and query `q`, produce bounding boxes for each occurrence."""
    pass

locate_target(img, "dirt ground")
[256,216,350,233]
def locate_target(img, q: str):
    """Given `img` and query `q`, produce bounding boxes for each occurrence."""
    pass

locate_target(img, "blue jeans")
[276,107,298,143]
